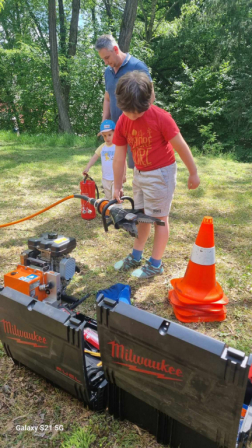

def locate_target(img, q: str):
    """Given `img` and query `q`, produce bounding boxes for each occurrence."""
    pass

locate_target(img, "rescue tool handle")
[102,199,117,232]
[120,196,134,208]
[102,196,135,232]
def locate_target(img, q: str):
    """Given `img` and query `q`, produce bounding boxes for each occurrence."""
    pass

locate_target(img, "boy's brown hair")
[115,71,152,113]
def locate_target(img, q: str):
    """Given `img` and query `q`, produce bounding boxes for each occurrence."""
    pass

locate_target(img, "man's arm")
[170,133,200,190]
[113,145,128,202]
[102,91,111,121]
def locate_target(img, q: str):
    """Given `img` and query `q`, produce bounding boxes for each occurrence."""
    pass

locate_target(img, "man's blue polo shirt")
[104,53,152,124]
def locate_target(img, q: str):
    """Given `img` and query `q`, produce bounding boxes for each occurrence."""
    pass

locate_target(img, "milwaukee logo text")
[1,319,47,347]
[56,366,81,384]
[108,341,183,381]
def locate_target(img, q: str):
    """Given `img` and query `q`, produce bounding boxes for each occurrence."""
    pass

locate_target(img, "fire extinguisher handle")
[83,173,94,183]
[83,174,99,199]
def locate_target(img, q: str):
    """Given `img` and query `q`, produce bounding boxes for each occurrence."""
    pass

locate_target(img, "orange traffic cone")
[172,307,227,323]
[168,216,228,323]
[169,292,225,311]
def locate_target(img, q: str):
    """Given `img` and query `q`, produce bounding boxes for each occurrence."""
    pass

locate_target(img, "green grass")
[61,426,96,448]
[0,131,252,447]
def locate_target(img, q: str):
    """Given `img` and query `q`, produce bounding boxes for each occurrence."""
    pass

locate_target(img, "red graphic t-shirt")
[112,105,180,171]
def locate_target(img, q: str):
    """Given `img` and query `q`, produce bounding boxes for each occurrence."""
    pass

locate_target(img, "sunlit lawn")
[0,132,252,447]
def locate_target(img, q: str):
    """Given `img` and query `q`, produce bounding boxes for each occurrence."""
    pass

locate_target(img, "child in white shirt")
[83,120,126,200]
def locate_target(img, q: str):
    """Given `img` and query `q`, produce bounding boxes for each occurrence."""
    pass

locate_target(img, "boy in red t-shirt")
[112,71,200,278]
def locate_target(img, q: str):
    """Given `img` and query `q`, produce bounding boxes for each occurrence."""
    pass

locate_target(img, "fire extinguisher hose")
[0,195,163,237]
[0,194,99,228]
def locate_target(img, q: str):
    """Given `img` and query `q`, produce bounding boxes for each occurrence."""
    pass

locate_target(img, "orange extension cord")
[0,195,75,228]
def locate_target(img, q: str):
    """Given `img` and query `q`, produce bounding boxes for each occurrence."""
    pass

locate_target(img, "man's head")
[115,71,152,120]
[100,119,115,145]
[95,35,121,69]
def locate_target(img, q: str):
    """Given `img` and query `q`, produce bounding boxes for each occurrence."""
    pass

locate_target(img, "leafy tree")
[150,0,252,161]
[0,45,56,133]
[1,0,251,161]
[137,0,189,42]
[0,0,54,132]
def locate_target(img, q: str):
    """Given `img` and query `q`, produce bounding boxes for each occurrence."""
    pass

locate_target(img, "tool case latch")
[68,317,82,327]
[103,298,117,306]
[221,347,247,367]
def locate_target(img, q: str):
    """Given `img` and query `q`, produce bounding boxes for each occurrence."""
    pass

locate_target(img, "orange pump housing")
[4,265,47,302]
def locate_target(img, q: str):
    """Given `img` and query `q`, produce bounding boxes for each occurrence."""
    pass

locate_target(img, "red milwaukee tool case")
[1,287,252,447]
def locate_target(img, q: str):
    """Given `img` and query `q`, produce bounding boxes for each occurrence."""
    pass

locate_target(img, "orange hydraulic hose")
[0,195,75,228]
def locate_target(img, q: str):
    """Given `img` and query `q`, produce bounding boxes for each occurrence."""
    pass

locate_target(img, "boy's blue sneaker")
[131,260,164,278]
[114,254,142,271]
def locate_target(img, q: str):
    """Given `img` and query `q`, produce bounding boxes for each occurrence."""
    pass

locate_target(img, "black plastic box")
[96,297,252,448]
[1,287,252,447]
[0,287,107,411]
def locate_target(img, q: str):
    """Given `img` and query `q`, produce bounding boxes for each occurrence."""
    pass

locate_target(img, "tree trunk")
[58,0,68,108]
[62,0,80,110]
[102,0,117,35]
[102,0,112,21]
[58,0,67,55]
[68,0,80,57]
[146,0,157,42]
[91,7,97,42]
[118,0,138,52]
[48,0,72,132]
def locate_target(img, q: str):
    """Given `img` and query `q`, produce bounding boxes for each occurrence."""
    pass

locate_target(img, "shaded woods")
[0,0,251,161]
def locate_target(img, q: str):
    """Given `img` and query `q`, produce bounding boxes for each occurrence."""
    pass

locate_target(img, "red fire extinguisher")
[80,175,99,220]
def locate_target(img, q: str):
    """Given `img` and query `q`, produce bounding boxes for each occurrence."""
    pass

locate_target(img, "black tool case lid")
[0,287,104,410]
[96,298,251,448]
[28,233,76,256]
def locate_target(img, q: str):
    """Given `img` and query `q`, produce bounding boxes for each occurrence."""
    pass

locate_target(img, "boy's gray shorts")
[132,162,177,217]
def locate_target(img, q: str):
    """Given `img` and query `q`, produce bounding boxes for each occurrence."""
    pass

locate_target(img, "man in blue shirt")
[95,34,155,167]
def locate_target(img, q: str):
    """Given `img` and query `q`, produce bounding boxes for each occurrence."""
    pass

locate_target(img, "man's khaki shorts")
[132,163,177,217]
